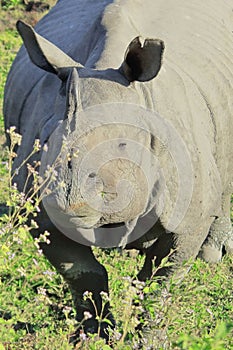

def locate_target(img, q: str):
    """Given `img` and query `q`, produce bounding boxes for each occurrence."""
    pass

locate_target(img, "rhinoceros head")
[17,21,165,247]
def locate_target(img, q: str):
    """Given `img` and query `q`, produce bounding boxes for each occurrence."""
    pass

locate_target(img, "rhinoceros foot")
[198,217,232,263]
[224,237,233,256]
[69,316,115,345]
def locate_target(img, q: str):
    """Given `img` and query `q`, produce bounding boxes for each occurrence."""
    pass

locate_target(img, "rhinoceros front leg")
[137,231,174,281]
[139,221,214,282]
[40,229,114,339]
[198,194,233,262]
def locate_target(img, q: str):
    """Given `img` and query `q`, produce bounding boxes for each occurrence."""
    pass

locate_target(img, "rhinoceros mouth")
[101,222,125,229]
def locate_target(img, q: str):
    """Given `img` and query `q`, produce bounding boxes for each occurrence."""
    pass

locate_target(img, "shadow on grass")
[0,202,8,216]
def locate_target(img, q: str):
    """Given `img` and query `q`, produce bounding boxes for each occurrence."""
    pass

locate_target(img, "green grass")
[0,28,21,209]
[1,0,24,10]
[0,5,233,350]
[0,235,232,349]
[0,29,21,127]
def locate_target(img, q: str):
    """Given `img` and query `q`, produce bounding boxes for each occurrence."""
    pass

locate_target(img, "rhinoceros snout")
[43,156,151,232]
[77,158,150,223]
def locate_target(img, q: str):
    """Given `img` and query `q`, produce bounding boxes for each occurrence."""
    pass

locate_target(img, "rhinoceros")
[4,0,233,340]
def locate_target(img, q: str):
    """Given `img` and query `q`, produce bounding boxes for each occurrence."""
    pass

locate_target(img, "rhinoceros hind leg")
[198,216,232,263]
[152,222,213,283]
[224,236,233,255]
[199,191,232,263]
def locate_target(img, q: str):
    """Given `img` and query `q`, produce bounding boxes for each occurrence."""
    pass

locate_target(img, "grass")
[0,3,233,350]
[0,29,21,129]
[0,26,22,211]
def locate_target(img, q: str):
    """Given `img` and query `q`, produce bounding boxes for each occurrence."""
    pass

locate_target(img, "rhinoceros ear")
[16,20,82,76]
[121,36,164,82]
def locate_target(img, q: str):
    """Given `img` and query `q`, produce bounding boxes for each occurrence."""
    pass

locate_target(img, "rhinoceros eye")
[88,172,96,178]
[118,142,127,150]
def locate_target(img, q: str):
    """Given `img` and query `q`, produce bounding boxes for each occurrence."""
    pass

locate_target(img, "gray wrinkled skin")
[4,0,233,340]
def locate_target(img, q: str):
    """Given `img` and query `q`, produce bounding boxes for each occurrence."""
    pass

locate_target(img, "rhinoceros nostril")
[67,160,72,170]
[150,134,156,149]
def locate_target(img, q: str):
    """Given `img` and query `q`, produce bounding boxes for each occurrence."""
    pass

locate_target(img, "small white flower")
[30,219,39,229]
[83,311,92,320]
[37,287,47,296]
[63,306,72,315]
[17,267,26,276]
[100,291,110,302]
[35,206,41,212]
[83,291,92,299]
[33,258,38,266]
[79,330,87,341]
